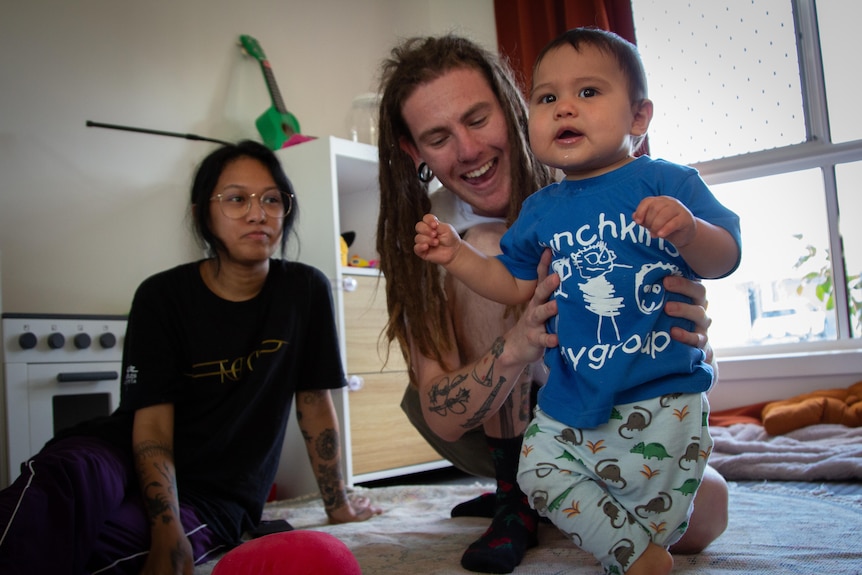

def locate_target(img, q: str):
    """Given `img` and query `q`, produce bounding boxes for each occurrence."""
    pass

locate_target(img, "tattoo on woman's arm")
[315,428,339,461]
[301,390,326,404]
[317,461,347,510]
[134,440,173,463]
[144,479,175,526]
[134,440,179,526]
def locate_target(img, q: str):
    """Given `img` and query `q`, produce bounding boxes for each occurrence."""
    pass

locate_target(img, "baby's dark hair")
[535,27,649,105]
[190,139,298,260]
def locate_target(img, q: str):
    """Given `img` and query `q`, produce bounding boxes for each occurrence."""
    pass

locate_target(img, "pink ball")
[212,530,361,575]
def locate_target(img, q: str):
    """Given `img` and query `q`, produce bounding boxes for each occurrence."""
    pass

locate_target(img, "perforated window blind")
[632,0,805,164]
[817,2,860,144]
[630,0,862,347]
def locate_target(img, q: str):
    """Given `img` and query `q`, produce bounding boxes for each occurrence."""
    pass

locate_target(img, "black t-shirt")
[65,259,346,543]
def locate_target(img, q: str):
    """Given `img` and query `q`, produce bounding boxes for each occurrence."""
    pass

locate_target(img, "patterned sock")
[460,436,538,574]
[451,492,496,518]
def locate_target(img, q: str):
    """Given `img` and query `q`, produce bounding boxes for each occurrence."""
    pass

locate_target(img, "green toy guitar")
[239,34,312,150]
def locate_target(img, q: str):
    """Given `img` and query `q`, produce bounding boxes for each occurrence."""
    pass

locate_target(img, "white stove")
[0,313,127,487]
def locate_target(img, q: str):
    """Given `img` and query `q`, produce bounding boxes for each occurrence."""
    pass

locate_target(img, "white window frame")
[694,0,858,343]
[666,0,862,408]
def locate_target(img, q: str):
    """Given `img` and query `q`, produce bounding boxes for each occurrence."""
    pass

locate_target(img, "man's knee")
[670,467,728,554]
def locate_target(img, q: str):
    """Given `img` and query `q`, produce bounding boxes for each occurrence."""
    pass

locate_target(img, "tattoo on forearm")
[316,462,346,510]
[425,337,511,429]
[462,374,509,429]
[144,484,175,526]
[134,440,173,463]
[301,390,326,404]
[427,372,471,416]
[134,440,179,526]
[315,428,339,461]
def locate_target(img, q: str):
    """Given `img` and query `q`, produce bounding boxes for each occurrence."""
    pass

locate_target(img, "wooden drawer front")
[349,371,442,475]
[343,274,406,374]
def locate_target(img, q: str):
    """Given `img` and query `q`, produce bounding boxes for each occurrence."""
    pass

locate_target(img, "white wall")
[709,344,862,411]
[0,0,496,315]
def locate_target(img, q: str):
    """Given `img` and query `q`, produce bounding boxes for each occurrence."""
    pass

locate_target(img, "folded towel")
[709,401,770,427]
[761,380,862,435]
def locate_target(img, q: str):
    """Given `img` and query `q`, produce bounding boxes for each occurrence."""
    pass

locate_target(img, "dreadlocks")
[375,35,554,384]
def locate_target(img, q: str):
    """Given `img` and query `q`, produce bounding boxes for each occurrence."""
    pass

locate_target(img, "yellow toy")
[349,254,379,268]
[341,231,378,267]
[340,231,355,267]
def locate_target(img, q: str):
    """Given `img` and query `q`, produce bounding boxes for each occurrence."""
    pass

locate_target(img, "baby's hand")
[414,213,461,265]
[633,196,697,247]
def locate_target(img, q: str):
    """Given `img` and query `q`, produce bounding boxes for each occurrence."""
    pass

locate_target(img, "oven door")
[19,362,121,468]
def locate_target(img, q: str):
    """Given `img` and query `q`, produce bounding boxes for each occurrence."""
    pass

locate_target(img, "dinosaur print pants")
[517,393,713,574]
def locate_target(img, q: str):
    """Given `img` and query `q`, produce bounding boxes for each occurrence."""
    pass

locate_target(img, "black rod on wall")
[86,120,232,146]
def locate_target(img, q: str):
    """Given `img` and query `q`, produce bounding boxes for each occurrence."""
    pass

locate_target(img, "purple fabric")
[0,436,226,574]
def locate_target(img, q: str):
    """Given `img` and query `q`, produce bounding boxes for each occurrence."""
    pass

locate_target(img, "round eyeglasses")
[210,190,294,220]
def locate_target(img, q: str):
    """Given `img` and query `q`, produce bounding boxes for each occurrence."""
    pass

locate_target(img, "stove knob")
[74,333,92,349]
[48,332,66,349]
[18,332,38,350]
[99,332,117,349]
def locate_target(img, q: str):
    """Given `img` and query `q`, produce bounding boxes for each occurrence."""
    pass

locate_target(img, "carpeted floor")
[195,480,862,574]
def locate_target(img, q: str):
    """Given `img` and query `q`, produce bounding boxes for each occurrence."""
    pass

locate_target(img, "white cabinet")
[272,137,446,499]
[342,271,448,482]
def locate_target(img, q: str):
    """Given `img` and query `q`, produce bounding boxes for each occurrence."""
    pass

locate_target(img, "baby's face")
[528,43,647,180]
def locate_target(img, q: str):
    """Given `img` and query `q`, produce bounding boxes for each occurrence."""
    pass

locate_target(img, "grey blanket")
[709,422,862,480]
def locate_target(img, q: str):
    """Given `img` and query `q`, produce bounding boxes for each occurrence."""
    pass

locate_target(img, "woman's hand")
[326,494,382,524]
[662,275,715,366]
[139,527,194,575]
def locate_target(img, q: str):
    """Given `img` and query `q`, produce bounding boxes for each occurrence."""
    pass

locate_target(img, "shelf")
[342,266,380,277]
[274,136,444,492]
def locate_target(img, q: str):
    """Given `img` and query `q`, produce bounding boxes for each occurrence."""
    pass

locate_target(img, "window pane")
[818,2,862,143]
[704,170,836,348]
[836,162,862,337]
[632,0,806,164]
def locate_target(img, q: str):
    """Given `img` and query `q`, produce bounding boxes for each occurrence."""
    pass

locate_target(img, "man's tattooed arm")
[425,336,528,431]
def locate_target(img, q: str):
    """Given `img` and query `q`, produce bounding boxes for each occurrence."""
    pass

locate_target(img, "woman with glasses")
[0,140,380,575]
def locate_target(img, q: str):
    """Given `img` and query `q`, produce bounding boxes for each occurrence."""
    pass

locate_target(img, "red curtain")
[494,0,645,153]
[494,0,636,95]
